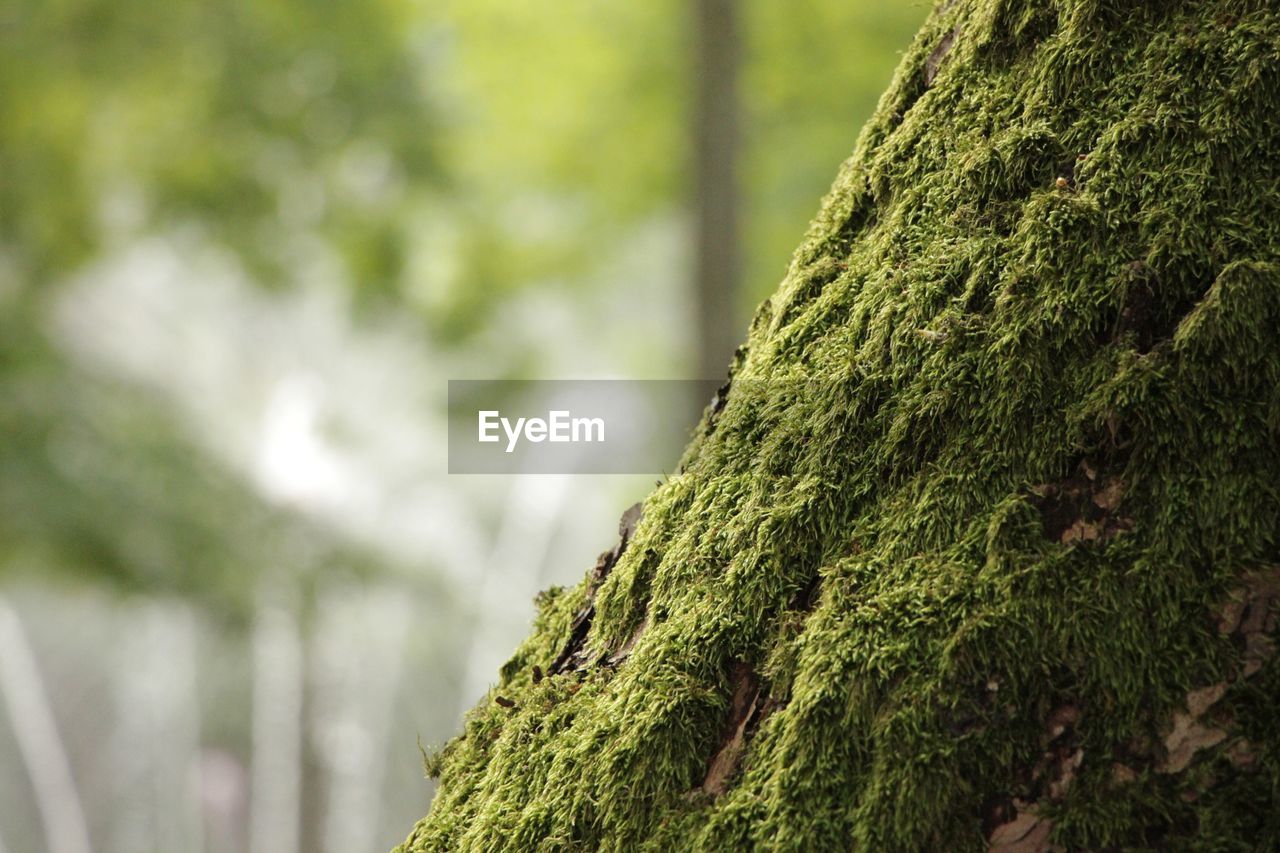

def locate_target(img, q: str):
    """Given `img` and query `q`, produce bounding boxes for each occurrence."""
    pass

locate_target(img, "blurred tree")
[0,0,439,295]
[693,0,741,383]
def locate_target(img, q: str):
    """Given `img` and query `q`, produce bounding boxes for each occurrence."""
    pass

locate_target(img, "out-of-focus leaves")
[0,0,440,303]
[0,347,380,618]
[0,0,444,608]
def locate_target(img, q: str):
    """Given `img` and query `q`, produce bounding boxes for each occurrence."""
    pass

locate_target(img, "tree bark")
[400,1,1280,849]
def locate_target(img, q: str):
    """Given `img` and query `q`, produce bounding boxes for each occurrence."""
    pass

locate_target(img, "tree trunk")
[400,1,1280,849]
[693,0,742,385]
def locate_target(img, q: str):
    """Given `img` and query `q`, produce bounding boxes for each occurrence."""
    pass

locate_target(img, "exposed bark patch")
[1140,569,1276,777]
[548,605,596,676]
[1111,762,1137,784]
[617,501,643,546]
[986,704,1080,850]
[1038,711,1084,801]
[549,503,644,675]
[1216,567,1280,677]
[704,378,732,437]
[988,803,1055,852]
[1028,461,1132,544]
[702,661,764,796]
[743,694,780,743]
[605,614,649,667]
[925,25,962,86]
[1158,683,1229,774]
[991,567,1279,828]
[1031,704,1083,803]
[710,379,731,418]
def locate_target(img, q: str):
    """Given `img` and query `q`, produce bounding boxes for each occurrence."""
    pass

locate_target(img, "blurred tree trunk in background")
[400,1,1280,850]
[693,0,740,382]
[0,601,92,853]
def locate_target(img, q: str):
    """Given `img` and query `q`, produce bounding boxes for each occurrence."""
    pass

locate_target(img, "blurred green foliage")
[1,0,437,290]
[0,0,925,606]
[0,0,443,611]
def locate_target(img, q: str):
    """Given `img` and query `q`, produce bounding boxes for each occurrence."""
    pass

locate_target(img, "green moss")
[399,1,1280,849]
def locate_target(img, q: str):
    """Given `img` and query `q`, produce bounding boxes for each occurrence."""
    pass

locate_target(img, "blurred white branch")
[0,598,93,853]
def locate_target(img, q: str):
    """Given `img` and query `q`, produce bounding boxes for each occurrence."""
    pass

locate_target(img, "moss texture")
[400,0,1280,849]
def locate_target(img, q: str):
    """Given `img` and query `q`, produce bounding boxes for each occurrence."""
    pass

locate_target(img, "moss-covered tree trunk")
[400,1,1280,849]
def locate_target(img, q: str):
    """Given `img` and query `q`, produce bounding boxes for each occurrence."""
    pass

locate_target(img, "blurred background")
[0,1,926,851]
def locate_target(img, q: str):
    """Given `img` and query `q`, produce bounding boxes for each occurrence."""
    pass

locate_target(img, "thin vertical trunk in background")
[249,600,302,853]
[693,0,740,383]
[0,599,92,853]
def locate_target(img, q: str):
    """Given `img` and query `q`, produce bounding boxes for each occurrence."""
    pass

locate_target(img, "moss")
[399,1,1280,849]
